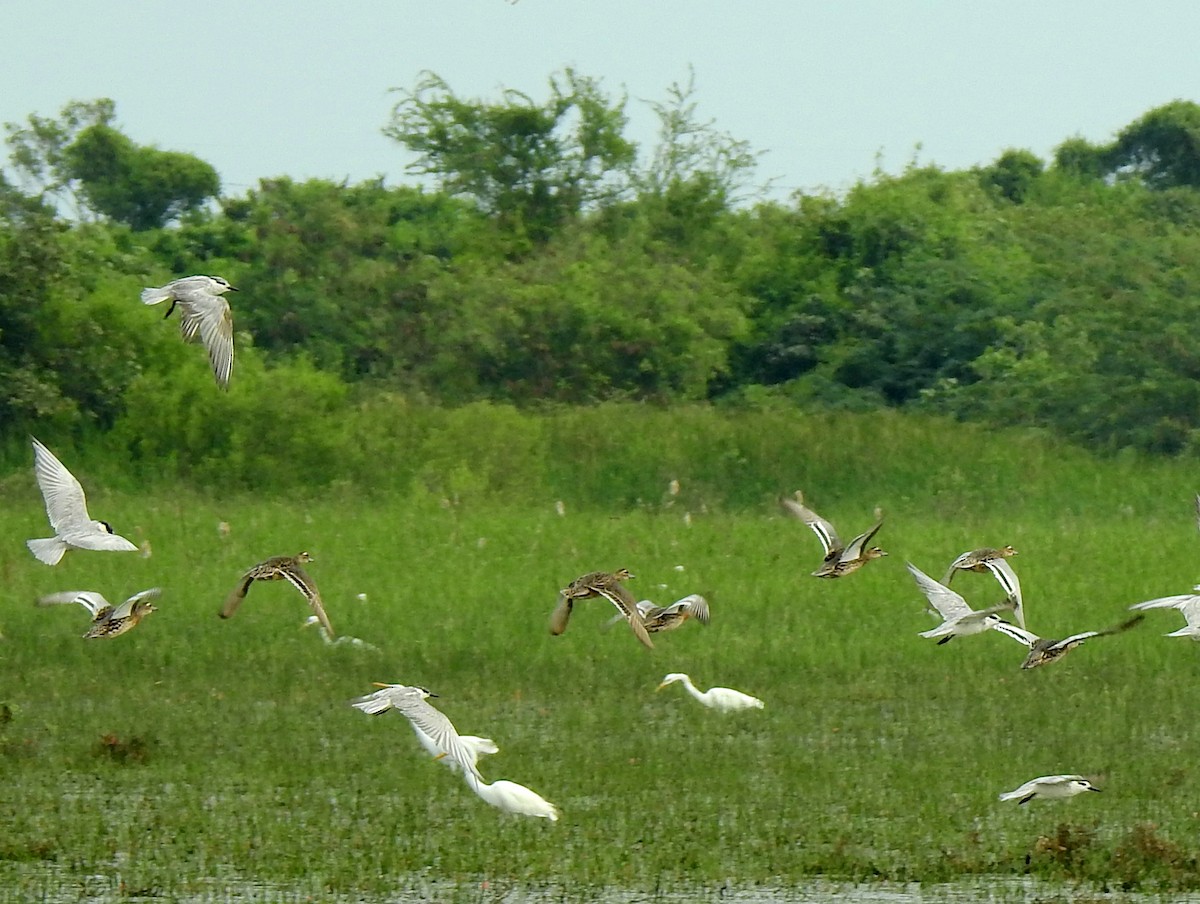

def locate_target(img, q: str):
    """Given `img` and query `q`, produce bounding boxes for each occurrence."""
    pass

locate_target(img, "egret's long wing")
[30,438,92,534]
[990,620,1038,648]
[779,497,841,556]
[37,590,110,618]
[60,529,137,552]
[906,562,971,620]
[1131,591,1200,628]
[981,557,1024,629]
[842,519,884,562]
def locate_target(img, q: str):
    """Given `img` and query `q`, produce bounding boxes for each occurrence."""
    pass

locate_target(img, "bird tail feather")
[26,538,67,566]
[140,287,172,305]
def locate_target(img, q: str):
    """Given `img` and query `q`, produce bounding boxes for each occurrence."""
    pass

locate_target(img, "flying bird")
[906,562,1017,644]
[606,593,711,634]
[941,547,1024,628]
[779,492,886,577]
[37,588,160,639]
[140,275,237,390]
[301,615,379,651]
[991,615,1144,669]
[350,684,485,780]
[550,569,653,649]
[1129,588,1200,639]
[26,437,138,566]
[999,774,1101,804]
[221,552,334,637]
[656,673,764,712]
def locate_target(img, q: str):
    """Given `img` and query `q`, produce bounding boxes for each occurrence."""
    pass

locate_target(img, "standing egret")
[461,772,559,821]
[656,673,763,712]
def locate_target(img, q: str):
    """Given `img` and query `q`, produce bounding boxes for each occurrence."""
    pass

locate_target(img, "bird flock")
[16,275,1200,820]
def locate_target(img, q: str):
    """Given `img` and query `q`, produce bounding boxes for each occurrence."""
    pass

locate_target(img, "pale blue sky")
[4,1,1199,201]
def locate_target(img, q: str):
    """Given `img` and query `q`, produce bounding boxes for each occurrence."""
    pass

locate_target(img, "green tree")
[384,69,636,245]
[3,98,116,216]
[1109,100,1200,189]
[64,124,219,230]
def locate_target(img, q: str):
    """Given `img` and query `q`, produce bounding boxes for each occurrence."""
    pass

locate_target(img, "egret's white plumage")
[349,684,484,780]
[1129,588,1200,639]
[26,437,137,566]
[906,562,1016,644]
[999,774,1101,804]
[462,772,559,821]
[656,673,764,712]
[141,275,236,390]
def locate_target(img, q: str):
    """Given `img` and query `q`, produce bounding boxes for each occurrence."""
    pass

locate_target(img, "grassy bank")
[0,410,1198,900]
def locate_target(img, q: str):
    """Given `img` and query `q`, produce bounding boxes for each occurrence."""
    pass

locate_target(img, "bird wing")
[1131,592,1200,627]
[1092,613,1145,639]
[64,529,138,552]
[981,557,1024,629]
[906,562,972,619]
[595,583,654,649]
[841,519,884,562]
[37,590,110,617]
[30,438,92,535]
[990,620,1038,648]
[220,572,257,619]
[779,496,841,555]
[279,564,334,637]
[178,296,234,390]
[109,588,162,620]
[676,593,711,625]
[388,692,483,781]
[548,592,574,635]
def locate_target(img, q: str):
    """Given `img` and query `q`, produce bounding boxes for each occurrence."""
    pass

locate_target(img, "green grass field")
[2,410,1200,901]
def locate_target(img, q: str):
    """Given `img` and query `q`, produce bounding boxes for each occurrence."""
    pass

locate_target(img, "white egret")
[656,673,763,712]
[779,492,886,578]
[26,437,138,566]
[999,774,1101,804]
[140,275,236,390]
[461,772,559,821]
[221,552,334,637]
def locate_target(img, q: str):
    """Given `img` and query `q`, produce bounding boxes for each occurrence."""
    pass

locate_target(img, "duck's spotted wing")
[595,583,653,649]
[842,519,884,562]
[37,590,111,618]
[779,497,841,556]
[981,558,1024,628]
[280,564,334,637]
[990,620,1038,648]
